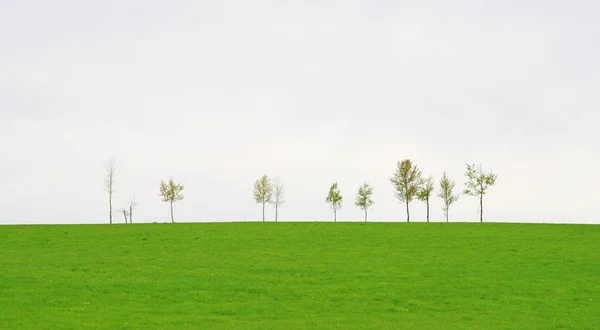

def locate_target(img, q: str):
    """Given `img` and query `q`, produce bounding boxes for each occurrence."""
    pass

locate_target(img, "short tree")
[104,158,116,224]
[253,175,273,222]
[119,208,130,223]
[390,159,423,222]
[159,178,184,223]
[438,172,460,222]
[325,182,343,222]
[417,176,434,222]
[354,181,374,222]
[272,178,284,222]
[128,197,137,224]
[463,163,497,222]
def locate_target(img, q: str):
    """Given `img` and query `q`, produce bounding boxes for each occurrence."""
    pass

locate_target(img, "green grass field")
[1,222,599,329]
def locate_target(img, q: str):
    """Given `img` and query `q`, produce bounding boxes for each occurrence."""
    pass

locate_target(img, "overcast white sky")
[1,0,599,225]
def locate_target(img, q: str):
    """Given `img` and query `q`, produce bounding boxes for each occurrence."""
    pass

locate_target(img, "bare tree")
[253,175,273,222]
[120,208,130,223]
[272,178,284,222]
[390,159,423,222]
[128,197,137,224]
[463,163,497,222]
[104,158,116,224]
[159,178,184,223]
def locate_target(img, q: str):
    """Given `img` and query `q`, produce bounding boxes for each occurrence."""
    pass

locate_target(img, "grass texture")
[1,222,599,329]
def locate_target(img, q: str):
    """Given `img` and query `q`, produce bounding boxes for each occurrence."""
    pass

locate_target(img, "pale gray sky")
[1,1,599,224]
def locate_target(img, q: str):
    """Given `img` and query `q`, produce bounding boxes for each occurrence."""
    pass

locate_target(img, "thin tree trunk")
[480,194,483,222]
[262,203,265,222]
[426,199,430,223]
[129,205,133,224]
[170,201,174,223]
[446,209,449,222]
[109,193,112,224]
[364,209,367,222]
[406,201,410,222]
[334,209,337,222]
[275,205,278,222]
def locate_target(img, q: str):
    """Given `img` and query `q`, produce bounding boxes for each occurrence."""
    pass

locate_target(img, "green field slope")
[1,222,599,329]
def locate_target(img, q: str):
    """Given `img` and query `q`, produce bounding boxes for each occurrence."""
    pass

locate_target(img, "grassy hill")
[1,222,599,329]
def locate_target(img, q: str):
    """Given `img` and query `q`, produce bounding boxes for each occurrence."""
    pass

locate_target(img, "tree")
[272,178,284,222]
[325,182,343,222]
[119,208,129,223]
[354,181,374,222]
[104,158,116,224]
[159,178,184,223]
[253,175,273,222]
[128,197,137,224]
[417,176,434,222]
[463,163,497,222]
[438,172,460,222]
[390,159,423,222]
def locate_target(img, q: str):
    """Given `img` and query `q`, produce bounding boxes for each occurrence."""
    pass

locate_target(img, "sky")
[1,0,599,225]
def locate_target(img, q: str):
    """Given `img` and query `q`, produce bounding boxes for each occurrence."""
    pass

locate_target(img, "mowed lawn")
[1,222,599,329]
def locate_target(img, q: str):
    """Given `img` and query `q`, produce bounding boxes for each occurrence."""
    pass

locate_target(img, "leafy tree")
[325,182,343,222]
[104,158,116,224]
[417,176,434,222]
[159,178,184,223]
[463,163,497,222]
[354,181,374,222]
[438,172,460,222]
[272,178,284,222]
[390,159,423,222]
[253,175,273,222]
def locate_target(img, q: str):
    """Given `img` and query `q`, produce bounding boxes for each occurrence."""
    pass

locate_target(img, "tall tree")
[128,197,137,224]
[463,163,497,222]
[253,175,273,222]
[354,181,374,222]
[325,182,343,222]
[272,178,284,222]
[417,176,434,222]
[390,159,423,222]
[159,178,184,223]
[438,172,460,222]
[104,158,116,224]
